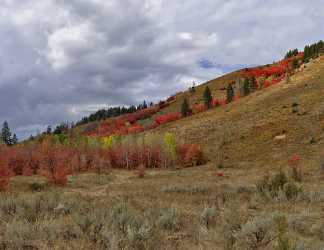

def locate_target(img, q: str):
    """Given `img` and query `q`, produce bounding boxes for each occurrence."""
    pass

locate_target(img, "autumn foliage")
[0,133,206,190]
[155,112,182,125]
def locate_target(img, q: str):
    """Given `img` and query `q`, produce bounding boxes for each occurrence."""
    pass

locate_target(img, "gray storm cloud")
[0,0,323,138]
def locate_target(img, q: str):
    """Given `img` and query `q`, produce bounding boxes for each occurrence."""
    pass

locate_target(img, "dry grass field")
[1,57,324,249]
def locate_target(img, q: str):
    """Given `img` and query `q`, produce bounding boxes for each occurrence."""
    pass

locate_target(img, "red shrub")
[178,144,206,167]
[193,104,207,113]
[264,80,271,88]
[212,99,220,107]
[127,124,145,134]
[288,154,301,168]
[38,144,72,186]
[216,172,224,177]
[155,112,182,125]
[288,153,303,182]
[219,99,227,106]
[147,122,159,130]
[0,147,12,191]
[125,106,159,124]
[233,94,240,102]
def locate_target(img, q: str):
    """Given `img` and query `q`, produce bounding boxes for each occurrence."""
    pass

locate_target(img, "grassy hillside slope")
[146,56,324,170]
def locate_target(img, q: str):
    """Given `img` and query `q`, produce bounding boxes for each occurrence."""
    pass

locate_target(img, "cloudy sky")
[0,0,323,139]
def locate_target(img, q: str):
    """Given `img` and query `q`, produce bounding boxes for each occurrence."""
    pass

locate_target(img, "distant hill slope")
[143,56,324,169]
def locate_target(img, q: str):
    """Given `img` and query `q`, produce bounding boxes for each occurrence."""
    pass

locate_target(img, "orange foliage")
[155,112,182,125]
[178,144,206,167]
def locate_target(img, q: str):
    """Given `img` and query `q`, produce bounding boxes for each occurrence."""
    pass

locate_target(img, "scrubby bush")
[256,170,288,199]
[288,154,303,182]
[201,207,217,229]
[177,144,207,167]
[256,170,302,201]
[158,208,182,231]
[235,212,287,250]
[283,182,302,201]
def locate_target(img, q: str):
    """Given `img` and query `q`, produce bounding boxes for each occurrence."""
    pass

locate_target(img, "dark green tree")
[226,84,234,103]
[46,125,52,134]
[12,134,18,145]
[1,121,12,146]
[243,78,250,96]
[190,81,196,93]
[203,86,213,109]
[181,97,191,117]
[249,76,257,92]
[143,100,148,109]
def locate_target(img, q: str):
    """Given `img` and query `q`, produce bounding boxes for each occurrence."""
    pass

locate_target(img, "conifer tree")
[249,76,257,92]
[226,84,234,103]
[1,121,12,146]
[203,86,213,109]
[143,100,148,109]
[181,97,191,117]
[46,125,52,134]
[190,81,196,93]
[243,78,250,96]
[12,134,18,145]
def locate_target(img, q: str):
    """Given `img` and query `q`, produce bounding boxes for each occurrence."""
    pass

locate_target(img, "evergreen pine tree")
[46,125,52,134]
[249,76,257,92]
[243,78,250,96]
[1,121,12,146]
[203,86,213,109]
[181,97,191,117]
[226,84,234,103]
[12,134,18,145]
[143,100,147,109]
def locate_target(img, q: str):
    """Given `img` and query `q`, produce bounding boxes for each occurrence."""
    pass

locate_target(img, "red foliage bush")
[96,106,161,137]
[216,172,224,177]
[155,112,182,125]
[219,99,227,106]
[178,144,206,167]
[37,144,72,185]
[193,104,207,113]
[288,153,303,182]
[0,146,12,191]
[212,99,220,107]
[233,95,240,102]
[243,65,287,78]
[147,122,159,130]
[0,135,206,189]
[288,154,301,168]
[125,106,160,124]
[264,80,271,88]
[127,124,145,134]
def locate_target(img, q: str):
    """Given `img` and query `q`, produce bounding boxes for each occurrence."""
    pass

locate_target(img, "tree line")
[285,40,324,62]
[1,121,18,146]
[76,101,152,126]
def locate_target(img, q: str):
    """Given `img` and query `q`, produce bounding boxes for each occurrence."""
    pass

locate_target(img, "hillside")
[1,52,324,249]
[147,56,324,168]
